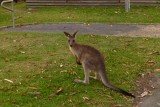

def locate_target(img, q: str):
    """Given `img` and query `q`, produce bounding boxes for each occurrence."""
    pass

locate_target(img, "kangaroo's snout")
[68,38,75,47]
[70,44,73,47]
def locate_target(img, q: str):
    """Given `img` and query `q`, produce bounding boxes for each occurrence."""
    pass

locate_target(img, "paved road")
[1,23,160,37]
[137,74,160,107]
[138,91,160,107]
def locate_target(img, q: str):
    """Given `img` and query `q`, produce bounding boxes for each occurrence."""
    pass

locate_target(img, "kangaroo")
[64,31,135,98]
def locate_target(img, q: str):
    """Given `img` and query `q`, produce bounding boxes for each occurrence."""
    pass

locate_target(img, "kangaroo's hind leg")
[74,63,90,84]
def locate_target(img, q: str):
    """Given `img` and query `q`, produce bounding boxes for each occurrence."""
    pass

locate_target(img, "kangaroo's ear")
[73,31,78,38]
[64,32,71,37]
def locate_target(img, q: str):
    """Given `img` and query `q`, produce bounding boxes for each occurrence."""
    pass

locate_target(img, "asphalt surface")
[138,89,160,107]
[1,23,160,107]
[136,73,160,107]
[1,23,160,37]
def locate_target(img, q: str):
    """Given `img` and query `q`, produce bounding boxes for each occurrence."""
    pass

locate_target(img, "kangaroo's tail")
[99,71,135,98]
[104,81,135,98]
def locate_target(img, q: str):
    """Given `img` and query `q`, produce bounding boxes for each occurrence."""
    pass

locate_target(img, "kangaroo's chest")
[69,47,76,55]
[69,46,80,58]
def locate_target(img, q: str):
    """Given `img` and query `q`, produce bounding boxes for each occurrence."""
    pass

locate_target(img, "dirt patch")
[134,72,160,107]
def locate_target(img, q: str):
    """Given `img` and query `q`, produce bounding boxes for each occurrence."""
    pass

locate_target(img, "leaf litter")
[49,87,63,98]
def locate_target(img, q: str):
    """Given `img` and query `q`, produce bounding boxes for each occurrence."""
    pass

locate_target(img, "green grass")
[1,2,160,107]
[0,32,160,107]
[1,3,160,27]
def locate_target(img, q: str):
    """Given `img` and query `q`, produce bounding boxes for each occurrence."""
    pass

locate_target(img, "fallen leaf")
[68,99,72,103]
[60,64,63,68]
[114,11,118,14]
[141,91,148,97]
[83,23,90,26]
[69,71,77,75]
[90,34,96,37]
[54,61,57,64]
[28,87,38,90]
[151,85,155,89]
[83,96,89,101]
[20,51,25,54]
[27,92,41,95]
[4,79,13,83]
[147,60,156,67]
[141,73,145,78]
[60,70,67,73]
[154,69,160,72]
[49,87,63,98]
[115,104,123,107]
[151,51,160,55]
[69,91,80,96]
[148,60,155,63]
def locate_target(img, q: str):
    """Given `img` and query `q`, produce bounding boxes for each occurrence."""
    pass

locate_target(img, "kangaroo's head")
[64,31,78,47]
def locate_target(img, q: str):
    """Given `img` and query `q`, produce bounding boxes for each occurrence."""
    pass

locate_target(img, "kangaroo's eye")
[73,40,75,42]
[68,40,70,42]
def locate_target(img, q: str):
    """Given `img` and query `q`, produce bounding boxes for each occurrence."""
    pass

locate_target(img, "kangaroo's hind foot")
[74,79,89,84]
[90,72,101,81]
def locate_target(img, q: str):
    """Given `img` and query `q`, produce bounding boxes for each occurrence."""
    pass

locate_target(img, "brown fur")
[64,31,135,98]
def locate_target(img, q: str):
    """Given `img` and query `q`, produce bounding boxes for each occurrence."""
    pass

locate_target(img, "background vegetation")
[0,3,160,27]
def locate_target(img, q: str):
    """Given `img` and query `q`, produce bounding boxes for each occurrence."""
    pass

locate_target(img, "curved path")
[1,23,160,37]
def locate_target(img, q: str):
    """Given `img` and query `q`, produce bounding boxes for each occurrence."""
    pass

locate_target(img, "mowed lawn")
[0,32,160,106]
[1,2,160,107]
[0,3,160,27]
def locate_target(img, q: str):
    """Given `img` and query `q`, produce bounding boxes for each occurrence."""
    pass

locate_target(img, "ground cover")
[0,32,160,106]
[1,3,160,27]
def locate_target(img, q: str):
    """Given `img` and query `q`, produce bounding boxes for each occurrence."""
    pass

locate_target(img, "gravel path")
[1,23,160,37]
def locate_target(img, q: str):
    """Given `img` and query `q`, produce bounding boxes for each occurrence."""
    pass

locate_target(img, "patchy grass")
[1,3,160,27]
[0,32,160,107]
